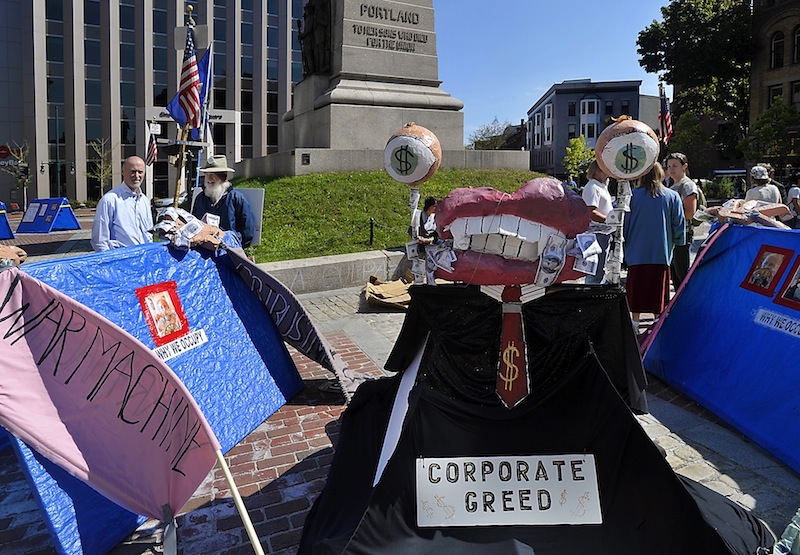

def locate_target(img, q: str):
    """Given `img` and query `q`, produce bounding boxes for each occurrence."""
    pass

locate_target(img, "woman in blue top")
[623,162,686,330]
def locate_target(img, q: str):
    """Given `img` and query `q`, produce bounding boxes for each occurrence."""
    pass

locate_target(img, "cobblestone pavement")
[1,225,799,553]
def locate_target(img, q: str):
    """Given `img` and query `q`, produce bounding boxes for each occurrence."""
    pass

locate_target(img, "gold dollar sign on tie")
[501,341,520,391]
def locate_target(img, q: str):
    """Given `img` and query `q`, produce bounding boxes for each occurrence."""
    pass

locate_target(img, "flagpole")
[173,123,191,208]
[214,450,266,555]
[195,43,214,192]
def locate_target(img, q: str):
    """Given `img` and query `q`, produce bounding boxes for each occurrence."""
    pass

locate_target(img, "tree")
[740,99,800,169]
[665,111,715,172]
[562,135,595,180]
[467,117,512,150]
[637,0,752,154]
[86,139,114,193]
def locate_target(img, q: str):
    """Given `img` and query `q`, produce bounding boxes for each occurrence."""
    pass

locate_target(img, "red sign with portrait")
[135,281,190,347]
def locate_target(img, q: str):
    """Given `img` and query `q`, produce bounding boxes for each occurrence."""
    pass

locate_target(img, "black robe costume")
[298,285,773,555]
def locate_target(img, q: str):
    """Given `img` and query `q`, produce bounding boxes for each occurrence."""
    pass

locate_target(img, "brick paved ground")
[1,223,799,553]
[0,332,386,555]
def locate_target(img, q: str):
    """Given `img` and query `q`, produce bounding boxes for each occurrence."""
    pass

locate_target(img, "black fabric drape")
[386,284,647,412]
[299,286,772,555]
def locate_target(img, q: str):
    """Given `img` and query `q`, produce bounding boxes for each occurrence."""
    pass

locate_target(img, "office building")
[0,0,303,204]
[526,79,658,178]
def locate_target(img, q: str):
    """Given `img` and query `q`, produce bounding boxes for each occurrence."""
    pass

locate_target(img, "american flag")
[178,27,202,129]
[146,127,158,166]
[659,83,673,145]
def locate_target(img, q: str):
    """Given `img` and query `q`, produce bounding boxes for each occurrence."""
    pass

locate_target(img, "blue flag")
[167,47,211,140]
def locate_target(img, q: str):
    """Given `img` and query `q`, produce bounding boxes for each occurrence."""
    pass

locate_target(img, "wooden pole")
[173,123,191,208]
[214,450,266,555]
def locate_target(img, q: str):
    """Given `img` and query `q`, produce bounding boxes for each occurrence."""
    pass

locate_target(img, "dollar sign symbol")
[622,142,639,173]
[394,145,415,175]
[501,342,520,391]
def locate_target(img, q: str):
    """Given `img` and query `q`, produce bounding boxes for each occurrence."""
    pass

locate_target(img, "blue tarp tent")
[1,243,308,554]
[645,224,800,474]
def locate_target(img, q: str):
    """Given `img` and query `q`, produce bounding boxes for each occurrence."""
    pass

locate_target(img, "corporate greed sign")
[0,268,220,520]
[416,454,602,527]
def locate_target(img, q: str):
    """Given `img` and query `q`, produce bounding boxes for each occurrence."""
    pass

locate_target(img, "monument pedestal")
[282,0,464,156]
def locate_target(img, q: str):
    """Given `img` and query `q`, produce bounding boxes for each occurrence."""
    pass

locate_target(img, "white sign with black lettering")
[416,454,602,527]
[153,329,208,361]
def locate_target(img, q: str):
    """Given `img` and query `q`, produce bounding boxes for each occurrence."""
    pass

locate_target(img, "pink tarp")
[0,268,221,520]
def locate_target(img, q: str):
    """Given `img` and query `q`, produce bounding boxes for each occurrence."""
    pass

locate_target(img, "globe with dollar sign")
[595,116,660,181]
[383,122,442,185]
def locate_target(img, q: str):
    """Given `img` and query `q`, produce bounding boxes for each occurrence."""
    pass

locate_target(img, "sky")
[432,0,673,143]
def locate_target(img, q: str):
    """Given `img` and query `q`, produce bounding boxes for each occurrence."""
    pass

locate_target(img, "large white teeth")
[445,215,558,263]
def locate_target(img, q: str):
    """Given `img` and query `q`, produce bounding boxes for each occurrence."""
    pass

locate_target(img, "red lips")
[435,177,590,286]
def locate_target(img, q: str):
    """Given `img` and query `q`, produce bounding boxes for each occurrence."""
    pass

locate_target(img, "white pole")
[214,450,266,555]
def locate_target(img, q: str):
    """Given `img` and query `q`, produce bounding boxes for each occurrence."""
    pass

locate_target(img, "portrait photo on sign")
[774,256,800,310]
[740,245,794,296]
[135,281,190,347]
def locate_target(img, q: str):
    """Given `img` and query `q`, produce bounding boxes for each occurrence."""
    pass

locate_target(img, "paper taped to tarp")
[0,269,221,520]
[644,224,800,475]
[2,242,305,555]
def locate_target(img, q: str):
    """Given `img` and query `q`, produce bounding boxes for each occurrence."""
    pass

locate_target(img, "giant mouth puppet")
[433,177,590,286]
[298,124,774,555]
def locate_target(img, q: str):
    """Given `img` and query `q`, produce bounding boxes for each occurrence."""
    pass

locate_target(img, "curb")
[257,249,406,294]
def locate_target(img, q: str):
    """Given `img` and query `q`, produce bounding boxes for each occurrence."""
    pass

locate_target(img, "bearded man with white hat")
[191,155,256,247]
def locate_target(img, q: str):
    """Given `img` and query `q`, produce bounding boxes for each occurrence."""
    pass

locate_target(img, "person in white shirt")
[665,152,699,290]
[746,165,783,204]
[786,176,800,229]
[581,160,614,284]
[91,156,154,252]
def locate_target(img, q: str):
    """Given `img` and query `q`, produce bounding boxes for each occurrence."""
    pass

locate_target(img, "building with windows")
[526,79,658,178]
[750,0,800,172]
[0,0,303,204]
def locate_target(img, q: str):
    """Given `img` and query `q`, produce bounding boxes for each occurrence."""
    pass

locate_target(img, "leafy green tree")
[666,111,715,170]
[740,99,800,169]
[637,0,752,154]
[562,135,595,180]
[467,117,511,150]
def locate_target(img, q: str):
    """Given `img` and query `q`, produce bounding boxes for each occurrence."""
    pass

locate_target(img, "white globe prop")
[383,123,442,186]
[595,117,660,181]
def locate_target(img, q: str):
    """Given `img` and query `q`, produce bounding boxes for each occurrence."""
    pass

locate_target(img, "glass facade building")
[0,0,303,203]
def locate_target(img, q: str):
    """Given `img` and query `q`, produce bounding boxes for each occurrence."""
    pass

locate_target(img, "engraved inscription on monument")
[342,0,437,68]
[349,4,431,54]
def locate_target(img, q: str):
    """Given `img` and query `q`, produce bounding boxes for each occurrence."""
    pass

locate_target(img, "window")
[587,123,596,139]
[85,79,101,104]
[793,81,800,110]
[794,27,800,64]
[544,104,552,120]
[769,84,783,106]
[605,100,613,115]
[621,99,630,114]
[46,36,64,63]
[772,31,785,69]
[581,99,599,115]
[568,102,576,117]
[568,123,577,139]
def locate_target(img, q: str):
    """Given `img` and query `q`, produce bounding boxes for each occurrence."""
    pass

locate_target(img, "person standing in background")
[746,165,782,204]
[91,156,153,252]
[623,162,685,331]
[785,175,800,229]
[581,161,613,284]
[664,152,698,290]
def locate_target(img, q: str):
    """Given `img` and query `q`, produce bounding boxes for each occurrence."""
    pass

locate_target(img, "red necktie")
[496,285,530,408]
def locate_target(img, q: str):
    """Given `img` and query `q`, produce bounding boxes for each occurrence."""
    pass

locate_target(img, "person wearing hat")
[91,156,154,252]
[745,165,782,204]
[191,155,255,248]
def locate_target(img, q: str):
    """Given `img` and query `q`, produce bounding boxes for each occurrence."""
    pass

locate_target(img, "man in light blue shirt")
[91,156,154,252]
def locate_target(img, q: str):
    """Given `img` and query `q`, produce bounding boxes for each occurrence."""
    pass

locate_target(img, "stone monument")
[283,0,464,155]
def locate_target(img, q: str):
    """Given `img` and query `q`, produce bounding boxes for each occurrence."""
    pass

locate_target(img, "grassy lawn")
[237,168,546,263]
